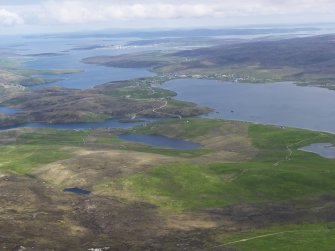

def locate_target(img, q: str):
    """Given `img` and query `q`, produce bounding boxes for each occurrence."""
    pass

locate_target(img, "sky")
[0,0,335,34]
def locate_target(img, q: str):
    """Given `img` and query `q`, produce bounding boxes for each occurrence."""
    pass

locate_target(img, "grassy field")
[0,145,72,174]
[95,122,335,211]
[96,152,335,211]
[0,129,87,174]
[89,120,335,250]
[1,119,335,249]
[17,128,89,146]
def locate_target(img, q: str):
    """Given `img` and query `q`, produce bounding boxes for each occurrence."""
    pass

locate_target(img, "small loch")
[299,143,335,159]
[118,134,201,150]
[64,187,91,195]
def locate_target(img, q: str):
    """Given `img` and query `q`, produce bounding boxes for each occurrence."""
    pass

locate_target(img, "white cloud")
[0,8,23,26]
[38,1,216,24]
[0,0,335,27]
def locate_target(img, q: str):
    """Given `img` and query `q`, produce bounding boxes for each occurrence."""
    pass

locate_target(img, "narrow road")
[153,100,182,119]
[224,231,293,245]
[198,230,297,250]
[199,228,328,251]
[152,100,167,113]
[273,139,307,166]
[128,83,182,120]
[132,99,182,120]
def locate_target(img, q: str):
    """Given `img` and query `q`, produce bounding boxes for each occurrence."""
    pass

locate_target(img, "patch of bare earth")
[192,122,257,163]
[200,195,335,232]
[3,156,335,250]
[0,174,90,250]
[0,173,224,250]
[34,149,184,188]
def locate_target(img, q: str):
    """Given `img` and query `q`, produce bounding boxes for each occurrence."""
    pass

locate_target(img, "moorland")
[1,29,335,250]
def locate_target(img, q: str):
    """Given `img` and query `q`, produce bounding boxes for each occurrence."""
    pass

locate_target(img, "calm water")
[118,134,201,150]
[64,187,91,195]
[0,119,155,131]
[22,40,154,89]
[3,37,335,134]
[1,35,154,89]
[163,79,335,133]
[0,106,20,115]
[299,143,335,159]
[0,36,156,130]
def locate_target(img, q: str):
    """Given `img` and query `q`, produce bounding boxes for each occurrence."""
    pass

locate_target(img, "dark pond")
[64,187,91,195]
[118,133,201,150]
[163,79,335,133]
[299,143,335,159]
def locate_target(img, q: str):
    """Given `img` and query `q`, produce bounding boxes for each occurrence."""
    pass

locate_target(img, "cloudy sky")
[0,0,334,34]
